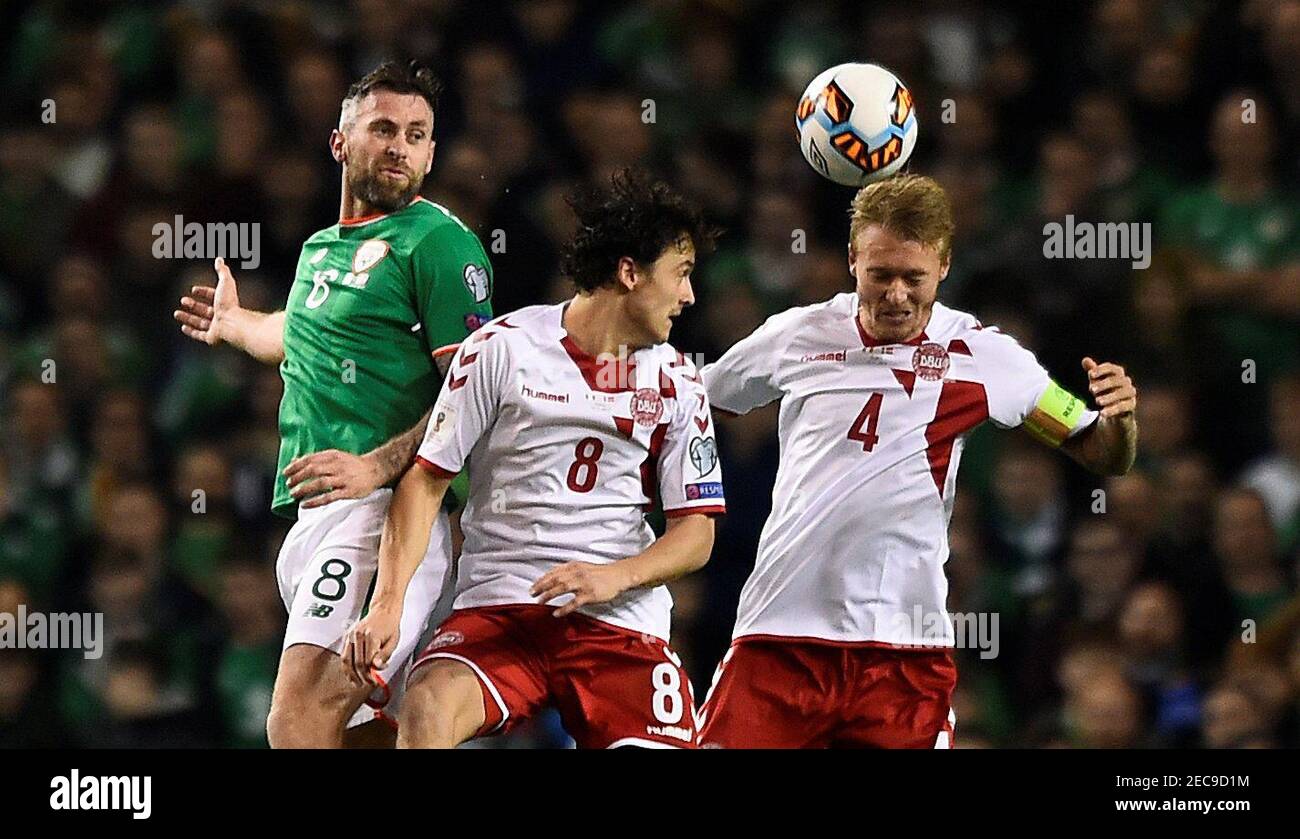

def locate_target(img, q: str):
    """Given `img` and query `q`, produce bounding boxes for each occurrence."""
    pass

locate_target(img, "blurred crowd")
[2,0,1299,748]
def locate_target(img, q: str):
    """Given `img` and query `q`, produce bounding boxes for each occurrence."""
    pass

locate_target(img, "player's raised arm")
[1058,357,1138,476]
[969,327,1137,477]
[173,257,286,364]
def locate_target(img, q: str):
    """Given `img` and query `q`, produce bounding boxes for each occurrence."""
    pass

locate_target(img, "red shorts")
[698,637,957,749]
[410,605,697,749]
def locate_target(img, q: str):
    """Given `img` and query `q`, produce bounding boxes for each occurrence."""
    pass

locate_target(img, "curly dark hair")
[560,168,719,292]
[343,60,442,119]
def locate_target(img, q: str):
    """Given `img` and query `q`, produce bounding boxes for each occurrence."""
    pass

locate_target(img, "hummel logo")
[800,350,847,362]
[645,724,694,742]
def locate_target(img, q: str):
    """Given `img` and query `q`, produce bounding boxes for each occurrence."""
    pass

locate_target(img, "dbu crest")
[631,388,664,427]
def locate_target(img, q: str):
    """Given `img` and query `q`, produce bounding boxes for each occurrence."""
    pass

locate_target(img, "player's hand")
[342,605,401,686]
[1082,357,1137,420]
[530,561,634,618]
[284,449,384,508]
[174,257,242,346]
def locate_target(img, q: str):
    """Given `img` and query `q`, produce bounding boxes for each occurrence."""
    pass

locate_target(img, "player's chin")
[878,313,914,334]
[364,178,420,210]
[382,185,416,206]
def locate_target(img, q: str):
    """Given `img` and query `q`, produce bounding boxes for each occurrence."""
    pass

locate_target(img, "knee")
[265,706,304,748]
[268,646,364,748]
[396,689,461,748]
[266,702,344,749]
[397,664,482,749]
[396,702,440,748]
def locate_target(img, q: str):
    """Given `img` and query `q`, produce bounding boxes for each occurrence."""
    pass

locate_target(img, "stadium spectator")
[1241,374,1300,554]
[1213,487,1293,625]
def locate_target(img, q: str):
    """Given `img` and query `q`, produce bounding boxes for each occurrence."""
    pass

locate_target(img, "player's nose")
[680,276,696,307]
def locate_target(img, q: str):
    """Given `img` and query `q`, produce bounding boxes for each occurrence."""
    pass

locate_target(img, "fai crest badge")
[353,239,390,273]
[464,264,490,302]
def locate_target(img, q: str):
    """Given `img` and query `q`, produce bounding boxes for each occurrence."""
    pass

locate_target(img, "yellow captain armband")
[1024,380,1087,447]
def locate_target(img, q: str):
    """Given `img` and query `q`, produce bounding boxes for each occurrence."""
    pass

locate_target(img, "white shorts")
[275,488,455,729]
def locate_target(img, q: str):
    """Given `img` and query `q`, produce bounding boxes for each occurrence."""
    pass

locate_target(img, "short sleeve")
[700,314,785,415]
[414,330,508,477]
[658,359,726,517]
[972,328,1097,439]
[409,220,494,353]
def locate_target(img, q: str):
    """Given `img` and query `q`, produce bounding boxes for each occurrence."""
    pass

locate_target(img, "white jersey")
[701,293,1096,645]
[415,304,726,640]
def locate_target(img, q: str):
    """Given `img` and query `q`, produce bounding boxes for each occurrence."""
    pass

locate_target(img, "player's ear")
[615,256,638,292]
[329,128,347,164]
[847,241,858,279]
[425,140,435,175]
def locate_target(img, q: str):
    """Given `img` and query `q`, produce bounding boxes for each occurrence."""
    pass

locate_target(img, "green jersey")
[273,197,493,518]
[1161,185,1300,369]
[1160,184,1299,268]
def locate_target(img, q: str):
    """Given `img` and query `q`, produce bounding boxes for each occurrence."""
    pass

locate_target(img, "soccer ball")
[795,63,918,187]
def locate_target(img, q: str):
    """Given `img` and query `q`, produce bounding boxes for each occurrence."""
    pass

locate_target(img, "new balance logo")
[304,604,334,618]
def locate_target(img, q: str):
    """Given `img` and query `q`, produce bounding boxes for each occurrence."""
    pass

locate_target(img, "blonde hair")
[849,174,954,264]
